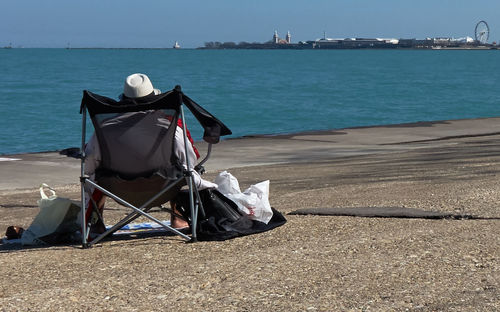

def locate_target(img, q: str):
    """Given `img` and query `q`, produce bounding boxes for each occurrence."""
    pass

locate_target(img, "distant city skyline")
[1,0,499,48]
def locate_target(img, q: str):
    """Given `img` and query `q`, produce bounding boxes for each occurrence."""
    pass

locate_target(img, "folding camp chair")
[79,86,231,247]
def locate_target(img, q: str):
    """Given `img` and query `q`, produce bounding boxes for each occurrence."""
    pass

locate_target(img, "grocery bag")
[214,171,273,224]
[21,184,81,245]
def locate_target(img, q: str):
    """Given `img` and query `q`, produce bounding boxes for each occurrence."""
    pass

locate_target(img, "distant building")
[200,27,496,50]
[273,31,279,44]
[309,37,399,49]
[455,36,475,43]
[272,30,291,44]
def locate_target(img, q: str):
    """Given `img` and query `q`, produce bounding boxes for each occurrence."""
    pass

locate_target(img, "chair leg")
[84,178,192,244]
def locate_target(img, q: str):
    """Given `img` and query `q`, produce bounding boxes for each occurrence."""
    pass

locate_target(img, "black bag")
[174,189,253,240]
[174,188,287,241]
[199,189,242,223]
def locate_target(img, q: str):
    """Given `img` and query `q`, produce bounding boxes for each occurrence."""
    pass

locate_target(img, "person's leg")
[170,201,189,229]
[86,189,106,234]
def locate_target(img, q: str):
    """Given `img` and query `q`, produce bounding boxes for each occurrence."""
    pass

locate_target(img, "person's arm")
[176,119,200,159]
[174,127,217,190]
[174,127,196,169]
[84,134,100,177]
[83,134,103,210]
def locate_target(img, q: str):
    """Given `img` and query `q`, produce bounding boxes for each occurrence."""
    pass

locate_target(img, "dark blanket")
[174,189,286,241]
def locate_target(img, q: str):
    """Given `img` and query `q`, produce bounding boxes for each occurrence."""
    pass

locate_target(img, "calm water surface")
[1,48,499,155]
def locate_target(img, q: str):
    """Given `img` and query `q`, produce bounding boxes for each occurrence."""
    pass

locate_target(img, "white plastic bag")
[21,184,81,245]
[214,171,273,224]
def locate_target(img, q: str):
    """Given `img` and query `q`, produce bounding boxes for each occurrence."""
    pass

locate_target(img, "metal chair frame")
[79,92,210,248]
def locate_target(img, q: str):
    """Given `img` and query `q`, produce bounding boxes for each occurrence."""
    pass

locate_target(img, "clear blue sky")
[1,0,499,48]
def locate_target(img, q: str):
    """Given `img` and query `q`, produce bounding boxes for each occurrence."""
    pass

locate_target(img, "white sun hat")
[123,73,161,98]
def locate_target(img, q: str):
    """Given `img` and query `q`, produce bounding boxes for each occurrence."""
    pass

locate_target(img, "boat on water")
[173,41,180,49]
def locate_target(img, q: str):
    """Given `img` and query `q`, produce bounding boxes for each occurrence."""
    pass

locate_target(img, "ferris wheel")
[475,20,490,44]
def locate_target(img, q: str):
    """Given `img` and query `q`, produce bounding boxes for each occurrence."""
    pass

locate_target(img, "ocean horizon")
[1,48,500,155]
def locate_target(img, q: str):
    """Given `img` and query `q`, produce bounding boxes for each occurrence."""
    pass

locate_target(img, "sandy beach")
[1,118,499,311]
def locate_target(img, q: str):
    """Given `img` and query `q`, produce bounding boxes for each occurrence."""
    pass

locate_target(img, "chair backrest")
[93,109,180,179]
[80,87,233,180]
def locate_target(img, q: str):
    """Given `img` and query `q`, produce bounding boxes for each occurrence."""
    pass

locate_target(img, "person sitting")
[84,73,217,232]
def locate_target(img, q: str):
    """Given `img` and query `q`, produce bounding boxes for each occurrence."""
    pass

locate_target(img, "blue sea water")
[1,48,500,155]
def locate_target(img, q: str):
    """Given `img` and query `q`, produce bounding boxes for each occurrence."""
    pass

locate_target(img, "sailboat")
[173,41,181,49]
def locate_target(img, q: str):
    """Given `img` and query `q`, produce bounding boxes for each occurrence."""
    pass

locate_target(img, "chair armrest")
[195,143,212,175]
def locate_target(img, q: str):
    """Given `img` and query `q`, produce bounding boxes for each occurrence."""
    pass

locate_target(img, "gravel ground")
[0,135,499,311]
